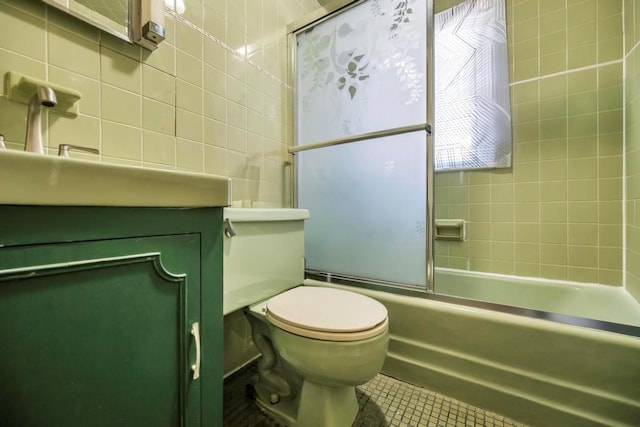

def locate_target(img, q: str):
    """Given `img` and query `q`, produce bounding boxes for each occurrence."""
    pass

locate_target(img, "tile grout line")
[164,6,291,90]
[621,0,628,290]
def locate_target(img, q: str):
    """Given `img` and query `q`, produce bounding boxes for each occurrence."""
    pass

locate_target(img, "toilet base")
[255,379,359,427]
[254,380,298,426]
[297,380,359,427]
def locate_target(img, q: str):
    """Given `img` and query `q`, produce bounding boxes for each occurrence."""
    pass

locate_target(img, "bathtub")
[305,278,640,427]
[434,268,640,327]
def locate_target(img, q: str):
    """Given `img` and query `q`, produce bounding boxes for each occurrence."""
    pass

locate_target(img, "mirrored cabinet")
[42,0,165,50]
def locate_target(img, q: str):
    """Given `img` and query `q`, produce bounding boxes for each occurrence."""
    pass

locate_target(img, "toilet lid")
[265,287,388,341]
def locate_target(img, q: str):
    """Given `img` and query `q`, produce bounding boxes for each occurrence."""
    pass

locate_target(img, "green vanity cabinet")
[0,205,223,427]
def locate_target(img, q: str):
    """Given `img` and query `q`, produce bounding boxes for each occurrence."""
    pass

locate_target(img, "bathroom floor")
[223,362,527,427]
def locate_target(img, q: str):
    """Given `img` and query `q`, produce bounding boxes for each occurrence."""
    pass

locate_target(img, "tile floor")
[223,362,528,427]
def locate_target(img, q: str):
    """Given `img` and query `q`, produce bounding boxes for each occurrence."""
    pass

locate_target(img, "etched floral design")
[375,0,424,105]
[298,24,371,110]
[296,0,426,142]
[390,0,414,34]
[298,0,423,108]
[335,48,370,99]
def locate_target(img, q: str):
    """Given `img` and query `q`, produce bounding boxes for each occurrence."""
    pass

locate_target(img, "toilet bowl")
[223,208,389,427]
[247,286,388,427]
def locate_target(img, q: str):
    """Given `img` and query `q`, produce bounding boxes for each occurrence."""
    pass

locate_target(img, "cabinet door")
[0,234,201,427]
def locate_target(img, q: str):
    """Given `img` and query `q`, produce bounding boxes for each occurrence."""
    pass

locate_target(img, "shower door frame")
[287,0,436,293]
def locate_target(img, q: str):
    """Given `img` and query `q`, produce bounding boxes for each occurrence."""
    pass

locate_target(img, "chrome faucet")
[25,86,57,154]
[57,144,99,157]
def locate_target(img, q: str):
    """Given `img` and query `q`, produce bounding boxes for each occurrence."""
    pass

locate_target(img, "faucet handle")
[58,144,99,157]
[0,134,5,149]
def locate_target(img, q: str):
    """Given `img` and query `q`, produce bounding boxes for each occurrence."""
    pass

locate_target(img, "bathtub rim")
[305,271,640,338]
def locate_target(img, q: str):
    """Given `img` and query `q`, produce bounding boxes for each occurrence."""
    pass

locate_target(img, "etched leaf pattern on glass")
[298,24,370,107]
[296,0,426,145]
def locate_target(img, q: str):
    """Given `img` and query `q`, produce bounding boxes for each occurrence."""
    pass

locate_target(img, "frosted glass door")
[298,132,426,287]
[295,0,429,287]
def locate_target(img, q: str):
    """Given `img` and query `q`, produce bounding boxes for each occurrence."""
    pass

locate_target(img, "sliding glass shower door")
[293,0,432,288]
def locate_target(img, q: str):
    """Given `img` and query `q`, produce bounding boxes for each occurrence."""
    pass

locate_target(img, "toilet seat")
[265,286,388,342]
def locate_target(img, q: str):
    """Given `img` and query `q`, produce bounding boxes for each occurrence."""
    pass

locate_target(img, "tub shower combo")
[285,0,640,426]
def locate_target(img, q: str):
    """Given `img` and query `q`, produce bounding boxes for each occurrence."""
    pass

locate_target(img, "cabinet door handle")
[191,322,201,380]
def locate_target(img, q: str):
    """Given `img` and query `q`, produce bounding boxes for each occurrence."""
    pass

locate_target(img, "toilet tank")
[223,208,310,315]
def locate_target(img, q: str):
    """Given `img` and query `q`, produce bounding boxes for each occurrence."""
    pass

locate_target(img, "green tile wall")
[625,0,640,300]
[0,0,320,207]
[2,0,633,290]
[434,0,466,13]
[435,0,625,286]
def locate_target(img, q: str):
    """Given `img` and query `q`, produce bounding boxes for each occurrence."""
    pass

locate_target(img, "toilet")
[223,208,389,427]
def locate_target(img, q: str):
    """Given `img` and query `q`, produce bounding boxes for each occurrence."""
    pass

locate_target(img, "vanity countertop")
[0,149,231,207]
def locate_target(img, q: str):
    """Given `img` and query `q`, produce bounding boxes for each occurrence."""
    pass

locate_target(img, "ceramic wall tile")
[435,0,625,284]
[0,0,322,208]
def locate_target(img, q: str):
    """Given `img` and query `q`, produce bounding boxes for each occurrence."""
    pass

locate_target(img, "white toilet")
[223,208,389,427]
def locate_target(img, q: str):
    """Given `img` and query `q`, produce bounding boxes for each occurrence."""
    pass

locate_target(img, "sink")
[0,150,231,207]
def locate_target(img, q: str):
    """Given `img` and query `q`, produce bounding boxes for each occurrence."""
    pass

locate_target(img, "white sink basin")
[0,150,231,207]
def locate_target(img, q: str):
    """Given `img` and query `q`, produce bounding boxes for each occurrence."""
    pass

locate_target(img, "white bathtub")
[306,279,640,427]
[434,268,640,327]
